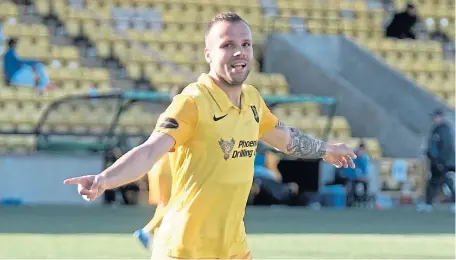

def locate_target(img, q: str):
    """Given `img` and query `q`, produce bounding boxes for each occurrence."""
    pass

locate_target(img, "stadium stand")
[269,0,454,108]
[29,0,382,157]
[0,1,116,153]
[0,0,450,199]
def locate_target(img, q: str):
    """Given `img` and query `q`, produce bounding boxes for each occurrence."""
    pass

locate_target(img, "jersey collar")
[198,73,254,113]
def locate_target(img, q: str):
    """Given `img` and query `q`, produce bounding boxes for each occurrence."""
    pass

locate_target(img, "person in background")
[249,143,299,206]
[385,3,419,40]
[2,38,54,92]
[253,142,282,182]
[327,141,369,207]
[417,109,455,212]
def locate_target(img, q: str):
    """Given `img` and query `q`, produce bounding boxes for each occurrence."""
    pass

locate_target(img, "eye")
[243,43,251,47]
[222,43,232,48]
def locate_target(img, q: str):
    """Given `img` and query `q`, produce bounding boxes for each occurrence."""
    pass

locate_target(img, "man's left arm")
[255,94,356,168]
[260,121,356,169]
[261,121,327,159]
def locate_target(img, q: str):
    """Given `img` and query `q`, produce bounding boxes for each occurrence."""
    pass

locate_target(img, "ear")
[204,47,211,64]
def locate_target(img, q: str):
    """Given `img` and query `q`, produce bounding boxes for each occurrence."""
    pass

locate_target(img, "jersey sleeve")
[154,95,198,150]
[258,96,278,138]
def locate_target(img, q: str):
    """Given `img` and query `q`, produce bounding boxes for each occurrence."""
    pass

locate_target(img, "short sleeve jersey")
[153,74,278,259]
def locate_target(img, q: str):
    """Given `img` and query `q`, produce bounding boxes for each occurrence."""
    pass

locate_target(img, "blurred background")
[0,0,454,258]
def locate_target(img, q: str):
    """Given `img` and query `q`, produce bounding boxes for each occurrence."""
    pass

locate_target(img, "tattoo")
[276,121,327,159]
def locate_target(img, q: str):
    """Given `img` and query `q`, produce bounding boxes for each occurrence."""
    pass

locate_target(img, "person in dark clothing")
[417,109,455,212]
[385,3,419,39]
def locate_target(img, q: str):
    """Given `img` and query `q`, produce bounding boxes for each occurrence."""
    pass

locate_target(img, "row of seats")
[46,3,282,94]
[379,158,426,193]
[0,82,382,157]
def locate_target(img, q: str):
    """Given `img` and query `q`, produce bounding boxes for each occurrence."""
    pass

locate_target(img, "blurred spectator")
[428,23,455,61]
[417,109,455,212]
[429,26,450,43]
[385,3,420,40]
[326,141,370,207]
[254,147,281,182]
[248,144,299,206]
[2,38,54,92]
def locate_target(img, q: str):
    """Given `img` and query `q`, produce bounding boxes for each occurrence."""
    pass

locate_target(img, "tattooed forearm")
[275,121,327,159]
[287,127,327,158]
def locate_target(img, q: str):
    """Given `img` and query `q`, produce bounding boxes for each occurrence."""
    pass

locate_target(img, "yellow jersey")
[153,74,278,259]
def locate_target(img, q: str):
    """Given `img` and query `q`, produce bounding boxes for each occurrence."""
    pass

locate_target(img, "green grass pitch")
[0,205,454,259]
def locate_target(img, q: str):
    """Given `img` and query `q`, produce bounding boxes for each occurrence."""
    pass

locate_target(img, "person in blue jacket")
[328,141,370,206]
[3,38,53,92]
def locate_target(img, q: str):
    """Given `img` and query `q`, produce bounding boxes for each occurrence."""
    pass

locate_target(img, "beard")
[222,67,251,87]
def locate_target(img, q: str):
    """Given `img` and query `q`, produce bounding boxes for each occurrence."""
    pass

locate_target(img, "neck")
[208,72,243,108]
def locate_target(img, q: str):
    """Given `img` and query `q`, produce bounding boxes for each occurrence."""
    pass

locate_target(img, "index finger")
[346,156,356,169]
[63,177,84,185]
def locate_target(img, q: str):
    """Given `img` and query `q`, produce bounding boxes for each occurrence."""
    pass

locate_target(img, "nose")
[233,46,246,58]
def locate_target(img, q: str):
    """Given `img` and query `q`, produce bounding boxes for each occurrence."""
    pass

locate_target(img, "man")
[417,109,455,212]
[385,3,419,40]
[64,12,356,259]
[2,38,53,92]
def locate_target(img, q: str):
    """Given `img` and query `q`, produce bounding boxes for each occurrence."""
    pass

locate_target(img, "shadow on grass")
[0,205,454,235]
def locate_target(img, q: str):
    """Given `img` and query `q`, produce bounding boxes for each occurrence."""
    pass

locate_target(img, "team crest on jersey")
[250,105,259,123]
[218,138,236,160]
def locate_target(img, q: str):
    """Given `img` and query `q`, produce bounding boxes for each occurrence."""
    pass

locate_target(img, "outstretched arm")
[98,132,174,190]
[261,121,355,168]
[63,132,175,201]
[64,94,197,201]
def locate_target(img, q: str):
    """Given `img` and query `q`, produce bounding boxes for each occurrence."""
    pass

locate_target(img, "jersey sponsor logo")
[159,117,179,129]
[233,140,258,159]
[218,138,236,160]
[218,138,258,160]
[250,106,259,123]
[213,114,228,121]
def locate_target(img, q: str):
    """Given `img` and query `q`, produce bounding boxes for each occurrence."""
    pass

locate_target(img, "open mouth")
[230,62,247,72]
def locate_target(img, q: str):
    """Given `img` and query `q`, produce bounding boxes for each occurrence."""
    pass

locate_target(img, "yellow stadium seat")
[126,62,142,80]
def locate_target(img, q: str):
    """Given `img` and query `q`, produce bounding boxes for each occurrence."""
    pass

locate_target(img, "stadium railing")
[0,90,338,154]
